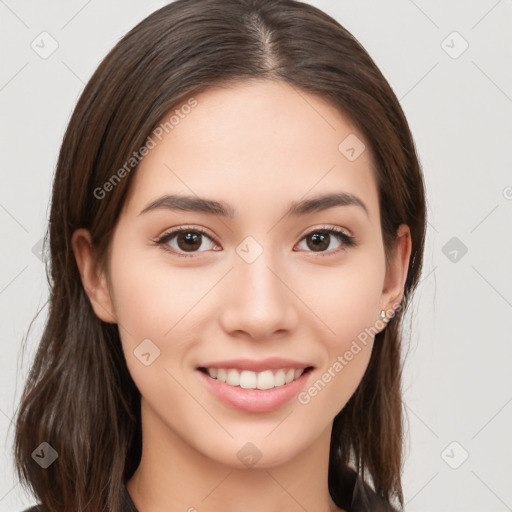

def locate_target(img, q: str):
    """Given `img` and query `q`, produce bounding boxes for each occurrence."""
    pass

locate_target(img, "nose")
[218,252,299,341]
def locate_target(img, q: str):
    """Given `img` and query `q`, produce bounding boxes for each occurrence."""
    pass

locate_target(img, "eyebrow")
[138,192,369,218]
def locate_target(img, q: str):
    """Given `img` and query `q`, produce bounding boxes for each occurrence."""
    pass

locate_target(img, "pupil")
[309,232,329,251]
[178,232,201,251]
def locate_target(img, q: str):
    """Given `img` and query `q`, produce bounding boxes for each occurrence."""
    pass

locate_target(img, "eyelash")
[153,225,357,258]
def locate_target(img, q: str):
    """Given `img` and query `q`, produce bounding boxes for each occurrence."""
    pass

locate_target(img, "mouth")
[195,359,315,413]
[198,366,314,390]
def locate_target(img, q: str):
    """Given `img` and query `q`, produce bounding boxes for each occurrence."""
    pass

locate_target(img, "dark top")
[21,468,398,512]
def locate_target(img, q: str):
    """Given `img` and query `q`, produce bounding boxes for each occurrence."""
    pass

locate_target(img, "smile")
[196,359,314,413]
[200,367,311,390]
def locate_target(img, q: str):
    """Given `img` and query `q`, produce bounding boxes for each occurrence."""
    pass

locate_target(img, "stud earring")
[380,310,386,320]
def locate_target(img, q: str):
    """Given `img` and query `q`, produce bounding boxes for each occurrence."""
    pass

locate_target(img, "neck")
[126,399,343,512]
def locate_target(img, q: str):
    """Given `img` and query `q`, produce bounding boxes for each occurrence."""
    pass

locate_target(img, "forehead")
[122,79,379,221]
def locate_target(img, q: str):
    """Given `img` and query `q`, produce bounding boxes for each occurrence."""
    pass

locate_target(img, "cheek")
[298,255,385,348]
[296,274,380,421]
[293,254,384,413]
[107,248,199,411]
[108,244,200,341]
[107,243,219,394]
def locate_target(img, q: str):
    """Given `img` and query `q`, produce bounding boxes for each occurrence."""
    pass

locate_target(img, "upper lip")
[197,357,313,372]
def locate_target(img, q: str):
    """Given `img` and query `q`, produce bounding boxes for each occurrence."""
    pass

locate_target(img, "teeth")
[256,370,274,390]
[226,369,240,386]
[206,367,307,390]
[240,370,257,389]
[274,369,286,386]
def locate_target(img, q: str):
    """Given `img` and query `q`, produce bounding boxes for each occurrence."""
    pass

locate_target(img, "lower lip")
[197,369,312,413]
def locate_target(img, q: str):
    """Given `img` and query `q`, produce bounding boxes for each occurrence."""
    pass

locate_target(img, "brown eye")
[296,227,356,255]
[306,231,331,251]
[176,231,203,252]
[156,227,219,257]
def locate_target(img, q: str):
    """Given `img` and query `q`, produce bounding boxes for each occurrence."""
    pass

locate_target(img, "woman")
[14,0,426,511]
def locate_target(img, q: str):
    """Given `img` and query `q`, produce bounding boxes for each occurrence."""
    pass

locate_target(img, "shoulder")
[21,507,40,512]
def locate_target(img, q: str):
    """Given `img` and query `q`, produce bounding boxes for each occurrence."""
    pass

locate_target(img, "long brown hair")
[13,1,426,510]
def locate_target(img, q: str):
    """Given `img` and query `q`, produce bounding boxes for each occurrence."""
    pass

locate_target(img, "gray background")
[1,1,511,510]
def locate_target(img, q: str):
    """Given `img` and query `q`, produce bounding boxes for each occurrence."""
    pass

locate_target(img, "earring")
[380,310,386,320]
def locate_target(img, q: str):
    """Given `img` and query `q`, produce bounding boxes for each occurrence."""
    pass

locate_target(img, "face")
[76,79,408,470]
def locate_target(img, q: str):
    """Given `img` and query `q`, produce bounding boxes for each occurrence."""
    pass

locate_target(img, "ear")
[71,228,117,323]
[381,224,412,316]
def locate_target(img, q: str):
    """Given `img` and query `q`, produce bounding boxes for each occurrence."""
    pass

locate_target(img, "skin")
[72,79,411,512]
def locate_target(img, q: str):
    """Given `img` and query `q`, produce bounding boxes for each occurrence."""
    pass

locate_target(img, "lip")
[196,364,314,413]
[197,357,312,373]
